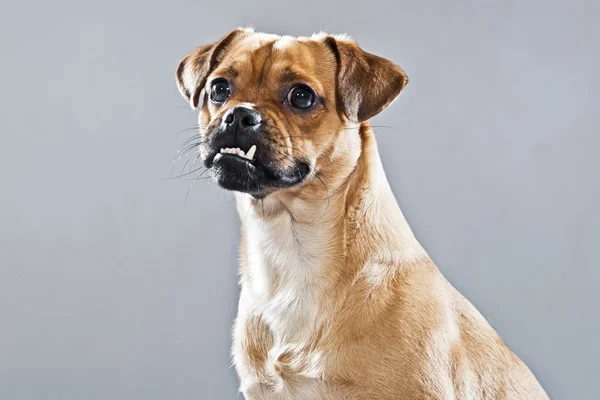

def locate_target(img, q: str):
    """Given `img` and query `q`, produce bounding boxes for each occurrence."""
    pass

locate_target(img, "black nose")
[223,107,262,129]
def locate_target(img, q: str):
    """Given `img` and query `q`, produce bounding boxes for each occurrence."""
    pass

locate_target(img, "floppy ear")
[176,28,249,108]
[324,36,409,123]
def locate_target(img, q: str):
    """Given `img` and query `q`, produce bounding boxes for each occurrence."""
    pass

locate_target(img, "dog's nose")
[223,107,262,130]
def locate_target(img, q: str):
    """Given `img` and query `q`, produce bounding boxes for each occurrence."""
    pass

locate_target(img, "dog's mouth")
[205,143,311,198]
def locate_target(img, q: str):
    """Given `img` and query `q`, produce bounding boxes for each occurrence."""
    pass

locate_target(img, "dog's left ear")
[324,35,409,123]
[176,28,250,108]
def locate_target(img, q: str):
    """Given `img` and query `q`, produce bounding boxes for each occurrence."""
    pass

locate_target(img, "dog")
[175,28,549,400]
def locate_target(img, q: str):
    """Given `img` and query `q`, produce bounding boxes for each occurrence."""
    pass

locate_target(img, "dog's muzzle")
[202,106,310,197]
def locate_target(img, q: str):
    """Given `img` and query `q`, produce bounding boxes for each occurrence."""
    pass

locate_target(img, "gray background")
[1,0,598,399]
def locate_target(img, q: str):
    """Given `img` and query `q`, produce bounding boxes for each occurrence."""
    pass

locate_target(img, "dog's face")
[176,29,408,198]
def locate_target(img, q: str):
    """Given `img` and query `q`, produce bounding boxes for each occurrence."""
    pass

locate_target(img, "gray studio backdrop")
[1,1,598,399]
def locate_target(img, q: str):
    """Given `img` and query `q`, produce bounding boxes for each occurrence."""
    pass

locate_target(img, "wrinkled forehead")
[211,33,337,95]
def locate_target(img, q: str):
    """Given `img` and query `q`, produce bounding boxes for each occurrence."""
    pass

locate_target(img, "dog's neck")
[235,123,427,342]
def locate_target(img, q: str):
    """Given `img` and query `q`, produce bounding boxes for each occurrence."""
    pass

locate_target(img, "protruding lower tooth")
[245,145,257,160]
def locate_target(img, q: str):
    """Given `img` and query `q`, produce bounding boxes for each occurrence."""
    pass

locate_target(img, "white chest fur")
[237,194,336,344]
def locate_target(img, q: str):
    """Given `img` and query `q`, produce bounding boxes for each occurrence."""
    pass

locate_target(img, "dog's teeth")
[220,147,252,158]
[245,145,257,160]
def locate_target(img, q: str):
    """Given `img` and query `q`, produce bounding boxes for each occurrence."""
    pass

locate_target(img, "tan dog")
[176,28,549,400]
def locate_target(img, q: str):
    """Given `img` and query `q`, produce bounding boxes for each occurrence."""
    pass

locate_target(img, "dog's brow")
[227,65,238,78]
[280,67,300,83]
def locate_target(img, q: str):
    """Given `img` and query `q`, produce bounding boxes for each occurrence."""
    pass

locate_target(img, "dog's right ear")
[176,28,250,109]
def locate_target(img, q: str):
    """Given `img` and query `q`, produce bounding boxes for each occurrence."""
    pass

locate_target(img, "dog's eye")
[210,79,231,104]
[287,85,316,110]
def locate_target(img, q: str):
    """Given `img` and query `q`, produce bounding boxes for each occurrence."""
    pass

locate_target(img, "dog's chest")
[242,213,332,340]
[235,200,350,398]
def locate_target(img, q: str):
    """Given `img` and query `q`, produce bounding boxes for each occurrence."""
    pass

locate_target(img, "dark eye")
[287,85,316,110]
[210,79,231,104]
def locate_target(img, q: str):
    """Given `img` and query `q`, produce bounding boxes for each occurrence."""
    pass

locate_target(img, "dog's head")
[176,28,408,198]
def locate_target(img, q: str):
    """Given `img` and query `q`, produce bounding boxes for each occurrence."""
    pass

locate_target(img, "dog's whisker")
[177,139,203,153]
[175,125,200,135]
[184,169,211,208]
[173,143,201,161]
[171,155,189,176]
[177,155,196,176]
[191,153,203,172]
[178,133,203,149]
[166,165,207,180]
[340,125,402,133]
[183,176,212,181]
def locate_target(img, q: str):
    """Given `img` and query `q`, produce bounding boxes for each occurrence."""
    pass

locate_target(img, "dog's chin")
[209,153,311,198]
